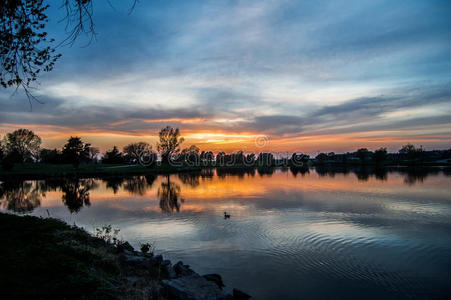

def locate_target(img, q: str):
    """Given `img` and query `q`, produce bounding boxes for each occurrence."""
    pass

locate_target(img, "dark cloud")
[0,93,207,131]
[309,85,451,125]
[245,115,304,135]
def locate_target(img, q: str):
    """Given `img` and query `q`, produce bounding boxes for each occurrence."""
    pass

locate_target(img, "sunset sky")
[1,0,451,155]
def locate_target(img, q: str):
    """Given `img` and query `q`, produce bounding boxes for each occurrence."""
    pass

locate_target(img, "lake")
[1,167,451,299]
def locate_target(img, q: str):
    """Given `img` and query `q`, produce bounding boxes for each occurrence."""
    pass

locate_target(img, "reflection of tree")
[312,166,445,184]
[178,172,200,187]
[402,169,430,186]
[123,176,147,196]
[289,166,309,177]
[373,168,388,181]
[123,175,156,195]
[200,168,214,179]
[61,179,95,213]
[145,175,157,187]
[158,176,183,213]
[257,167,274,177]
[315,166,328,177]
[39,179,63,193]
[216,168,255,178]
[354,167,370,182]
[0,180,41,213]
[103,177,125,194]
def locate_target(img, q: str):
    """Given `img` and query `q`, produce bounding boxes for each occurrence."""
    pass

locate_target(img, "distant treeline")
[1,127,450,171]
[313,146,451,166]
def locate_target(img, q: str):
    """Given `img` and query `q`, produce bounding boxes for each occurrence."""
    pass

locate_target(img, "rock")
[153,254,163,265]
[202,274,225,289]
[173,261,195,277]
[161,259,176,278]
[162,273,229,300]
[118,241,134,252]
[123,254,148,266]
[233,289,251,300]
[161,259,171,267]
[123,249,134,256]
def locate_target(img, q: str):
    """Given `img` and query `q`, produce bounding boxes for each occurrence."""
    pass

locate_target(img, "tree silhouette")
[215,152,225,166]
[62,136,91,168]
[2,129,41,162]
[39,148,63,164]
[200,151,214,165]
[0,0,136,99]
[315,153,328,162]
[373,147,387,164]
[123,142,152,164]
[399,144,425,162]
[101,146,125,164]
[181,145,199,165]
[257,152,274,167]
[156,126,184,164]
[356,148,370,163]
[1,0,60,100]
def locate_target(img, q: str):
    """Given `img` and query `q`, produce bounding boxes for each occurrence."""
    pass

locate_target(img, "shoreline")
[0,212,250,299]
[0,163,449,180]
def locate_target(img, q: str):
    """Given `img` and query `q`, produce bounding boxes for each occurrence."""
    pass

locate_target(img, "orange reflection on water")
[1,168,449,216]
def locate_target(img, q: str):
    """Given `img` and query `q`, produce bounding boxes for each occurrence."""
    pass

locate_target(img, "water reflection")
[313,165,437,183]
[216,168,255,178]
[102,175,157,195]
[402,168,439,185]
[0,179,42,213]
[0,167,449,215]
[123,175,156,196]
[257,167,275,176]
[103,177,125,194]
[61,179,96,213]
[178,172,200,187]
[289,166,310,177]
[1,167,451,298]
[158,175,183,213]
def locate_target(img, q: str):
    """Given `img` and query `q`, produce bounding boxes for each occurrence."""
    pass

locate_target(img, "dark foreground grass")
[0,213,123,299]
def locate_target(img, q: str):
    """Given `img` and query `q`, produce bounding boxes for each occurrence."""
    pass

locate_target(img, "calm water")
[1,167,451,299]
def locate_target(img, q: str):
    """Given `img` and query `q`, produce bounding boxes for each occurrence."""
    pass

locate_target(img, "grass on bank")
[0,162,205,178]
[0,213,146,299]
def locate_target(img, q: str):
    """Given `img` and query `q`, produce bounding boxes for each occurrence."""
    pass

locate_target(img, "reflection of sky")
[2,170,451,298]
[1,1,451,153]
[23,169,451,219]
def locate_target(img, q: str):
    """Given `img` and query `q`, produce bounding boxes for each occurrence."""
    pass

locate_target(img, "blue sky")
[1,0,450,153]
